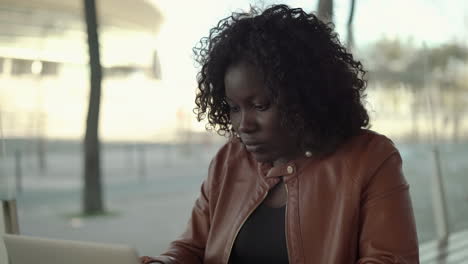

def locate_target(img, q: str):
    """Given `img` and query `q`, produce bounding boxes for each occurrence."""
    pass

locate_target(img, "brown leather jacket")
[147,130,419,264]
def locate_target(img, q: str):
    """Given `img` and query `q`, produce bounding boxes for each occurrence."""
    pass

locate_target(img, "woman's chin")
[249,151,273,164]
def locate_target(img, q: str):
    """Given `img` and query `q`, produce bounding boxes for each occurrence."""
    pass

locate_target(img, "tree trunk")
[317,0,333,23]
[83,0,104,214]
[346,0,356,50]
[411,91,419,140]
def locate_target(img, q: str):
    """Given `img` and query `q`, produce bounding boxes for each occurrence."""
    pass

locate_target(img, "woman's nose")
[238,110,257,134]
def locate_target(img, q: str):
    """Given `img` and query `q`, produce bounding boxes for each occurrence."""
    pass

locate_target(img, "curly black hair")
[193,4,369,154]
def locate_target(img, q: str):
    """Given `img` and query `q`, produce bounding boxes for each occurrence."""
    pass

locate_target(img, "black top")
[229,202,289,264]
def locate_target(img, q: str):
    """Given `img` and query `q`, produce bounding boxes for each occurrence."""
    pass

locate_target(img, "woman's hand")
[140,256,162,264]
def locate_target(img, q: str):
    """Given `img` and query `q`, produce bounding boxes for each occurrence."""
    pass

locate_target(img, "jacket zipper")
[226,190,269,263]
[285,182,292,264]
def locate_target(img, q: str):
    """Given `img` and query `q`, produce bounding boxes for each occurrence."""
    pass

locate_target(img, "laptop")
[3,234,141,264]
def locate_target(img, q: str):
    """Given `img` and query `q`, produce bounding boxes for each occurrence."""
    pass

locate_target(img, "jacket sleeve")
[146,159,216,264]
[356,152,419,264]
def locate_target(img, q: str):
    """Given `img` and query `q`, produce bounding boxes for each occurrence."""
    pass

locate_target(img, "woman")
[142,4,419,264]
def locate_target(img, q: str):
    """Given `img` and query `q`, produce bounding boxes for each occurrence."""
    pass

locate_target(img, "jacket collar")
[256,153,317,181]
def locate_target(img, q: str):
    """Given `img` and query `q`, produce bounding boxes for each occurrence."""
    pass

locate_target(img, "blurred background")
[0,0,467,262]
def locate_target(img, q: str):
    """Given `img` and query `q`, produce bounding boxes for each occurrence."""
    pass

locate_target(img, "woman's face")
[224,61,300,166]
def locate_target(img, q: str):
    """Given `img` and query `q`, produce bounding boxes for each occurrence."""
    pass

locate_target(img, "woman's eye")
[229,105,240,113]
[254,104,269,111]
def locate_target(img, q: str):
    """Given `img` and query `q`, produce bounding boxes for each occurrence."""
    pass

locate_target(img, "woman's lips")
[244,143,264,152]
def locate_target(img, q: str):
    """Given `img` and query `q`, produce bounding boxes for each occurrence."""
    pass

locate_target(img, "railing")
[420,229,468,263]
